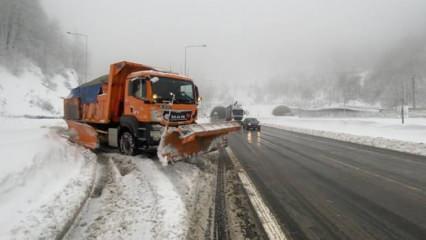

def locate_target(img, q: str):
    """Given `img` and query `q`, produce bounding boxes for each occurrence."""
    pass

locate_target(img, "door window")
[130,79,146,99]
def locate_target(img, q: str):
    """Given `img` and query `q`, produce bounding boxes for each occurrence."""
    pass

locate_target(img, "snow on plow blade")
[158,121,241,163]
[65,120,99,149]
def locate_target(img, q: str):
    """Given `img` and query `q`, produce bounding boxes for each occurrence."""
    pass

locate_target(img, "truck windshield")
[151,77,194,104]
[233,109,244,116]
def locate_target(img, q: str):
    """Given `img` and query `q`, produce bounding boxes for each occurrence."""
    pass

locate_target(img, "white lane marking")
[226,147,288,240]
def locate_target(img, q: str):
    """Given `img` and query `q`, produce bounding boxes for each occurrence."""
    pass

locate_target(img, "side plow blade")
[65,120,99,149]
[158,122,241,164]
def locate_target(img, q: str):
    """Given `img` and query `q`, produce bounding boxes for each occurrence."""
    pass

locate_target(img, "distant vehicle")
[242,118,261,131]
[225,101,244,121]
[210,106,227,122]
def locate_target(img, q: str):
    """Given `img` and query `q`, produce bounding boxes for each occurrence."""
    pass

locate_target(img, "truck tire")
[119,131,137,156]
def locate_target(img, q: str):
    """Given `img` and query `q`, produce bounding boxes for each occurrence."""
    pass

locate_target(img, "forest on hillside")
[262,34,426,108]
[0,0,83,80]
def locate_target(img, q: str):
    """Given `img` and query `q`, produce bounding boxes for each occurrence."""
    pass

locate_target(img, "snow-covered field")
[0,117,96,239]
[260,116,426,156]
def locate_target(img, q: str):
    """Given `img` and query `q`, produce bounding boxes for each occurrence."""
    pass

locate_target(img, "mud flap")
[65,120,99,149]
[157,122,241,164]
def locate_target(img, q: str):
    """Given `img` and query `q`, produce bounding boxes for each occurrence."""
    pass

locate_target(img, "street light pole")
[67,31,88,83]
[401,80,406,125]
[184,44,207,75]
[412,75,416,109]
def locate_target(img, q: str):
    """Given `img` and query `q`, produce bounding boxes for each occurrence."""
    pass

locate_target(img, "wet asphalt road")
[227,126,426,240]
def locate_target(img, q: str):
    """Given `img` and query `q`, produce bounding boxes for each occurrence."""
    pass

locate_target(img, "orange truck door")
[125,78,151,122]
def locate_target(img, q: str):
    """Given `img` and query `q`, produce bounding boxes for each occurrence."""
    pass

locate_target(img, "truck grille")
[163,111,192,122]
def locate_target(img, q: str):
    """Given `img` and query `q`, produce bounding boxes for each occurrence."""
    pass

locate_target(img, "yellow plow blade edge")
[158,121,241,163]
[65,120,99,149]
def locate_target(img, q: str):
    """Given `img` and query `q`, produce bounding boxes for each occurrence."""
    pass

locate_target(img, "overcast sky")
[41,0,426,89]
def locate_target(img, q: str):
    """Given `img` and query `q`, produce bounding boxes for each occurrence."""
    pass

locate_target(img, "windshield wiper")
[174,93,194,104]
[174,99,193,104]
[154,97,172,103]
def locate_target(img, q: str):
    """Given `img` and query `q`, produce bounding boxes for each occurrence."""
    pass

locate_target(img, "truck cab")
[225,102,244,121]
[118,71,200,154]
[124,70,199,126]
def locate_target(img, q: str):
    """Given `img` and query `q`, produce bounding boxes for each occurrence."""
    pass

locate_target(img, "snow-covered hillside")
[0,62,97,238]
[0,117,96,239]
[0,65,78,117]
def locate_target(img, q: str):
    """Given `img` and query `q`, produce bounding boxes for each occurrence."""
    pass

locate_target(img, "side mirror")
[195,86,200,103]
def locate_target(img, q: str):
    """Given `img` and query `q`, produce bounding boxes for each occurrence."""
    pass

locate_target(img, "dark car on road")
[242,118,261,131]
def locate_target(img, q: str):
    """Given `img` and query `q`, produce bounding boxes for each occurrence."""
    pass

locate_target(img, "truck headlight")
[151,110,162,121]
[150,130,162,141]
[150,125,163,141]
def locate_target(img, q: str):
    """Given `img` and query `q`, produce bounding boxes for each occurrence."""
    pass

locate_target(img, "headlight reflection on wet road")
[246,131,261,146]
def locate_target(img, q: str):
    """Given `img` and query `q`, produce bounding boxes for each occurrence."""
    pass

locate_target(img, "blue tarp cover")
[70,84,102,104]
[69,75,108,104]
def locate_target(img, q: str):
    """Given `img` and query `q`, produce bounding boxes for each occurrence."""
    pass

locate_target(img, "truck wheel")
[119,131,137,156]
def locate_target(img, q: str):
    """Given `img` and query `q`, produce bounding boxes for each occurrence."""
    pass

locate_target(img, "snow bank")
[261,117,426,156]
[0,117,96,239]
[0,65,78,117]
[260,117,426,143]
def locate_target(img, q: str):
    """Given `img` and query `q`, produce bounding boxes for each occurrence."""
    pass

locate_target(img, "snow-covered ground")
[0,117,96,239]
[259,116,426,156]
[259,117,426,144]
[0,116,217,239]
[65,153,215,240]
[0,65,78,117]
[0,63,100,238]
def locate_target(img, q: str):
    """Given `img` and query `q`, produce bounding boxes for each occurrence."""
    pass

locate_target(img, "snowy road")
[64,153,217,240]
[228,126,426,240]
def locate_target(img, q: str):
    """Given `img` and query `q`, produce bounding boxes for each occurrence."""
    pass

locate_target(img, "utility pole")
[412,75,416,109]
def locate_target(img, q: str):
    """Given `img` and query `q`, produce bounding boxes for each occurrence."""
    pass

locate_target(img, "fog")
[41,0,426,106]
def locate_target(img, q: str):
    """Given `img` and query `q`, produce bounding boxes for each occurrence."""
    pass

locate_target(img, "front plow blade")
[158,122,241,164]
[65,120,99,149]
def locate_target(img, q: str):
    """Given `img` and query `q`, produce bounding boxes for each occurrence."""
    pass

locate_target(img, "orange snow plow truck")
[64,61,240,163]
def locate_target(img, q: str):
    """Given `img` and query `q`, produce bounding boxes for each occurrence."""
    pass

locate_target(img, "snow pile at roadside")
[0,117,96,239]
[67,154,206,240]
[260,117,426,143]
[0,65,78,117]
[262,117,426,156]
